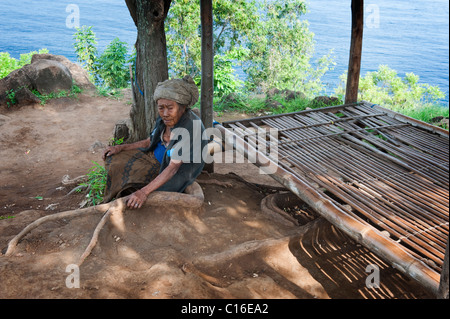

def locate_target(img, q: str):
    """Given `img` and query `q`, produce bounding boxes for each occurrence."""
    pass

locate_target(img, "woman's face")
[157,98,185,128]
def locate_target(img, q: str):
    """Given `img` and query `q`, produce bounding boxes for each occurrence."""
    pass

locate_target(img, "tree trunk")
[200,0,214,173]
[345,0,364,104]
[125,0,172,142]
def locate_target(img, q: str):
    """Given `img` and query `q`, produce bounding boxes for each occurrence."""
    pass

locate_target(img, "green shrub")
[335,65,448,126]
[78,161,107,207]
[213,52,245,98]
[5,89,17,108]
[336,65,446,110]
[73,26,131,91]
[31,84,83,105]
[96,37,130,89]
[73,26,98,77]
[0,49,49,78]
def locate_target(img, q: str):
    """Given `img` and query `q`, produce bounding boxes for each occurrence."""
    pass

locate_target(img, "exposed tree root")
[3,182,205,266]
[3,199,122,258]
[191,220,319,268]
[77,208,113,266]
[181,262,229,288]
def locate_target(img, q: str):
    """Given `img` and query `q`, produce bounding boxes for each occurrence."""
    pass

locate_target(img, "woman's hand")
[102,145,122,160]
[126,189,148,210]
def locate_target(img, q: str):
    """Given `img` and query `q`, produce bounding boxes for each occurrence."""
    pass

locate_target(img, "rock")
[431,116,449,128]
[31,54,95,90]
[267,88,281,97]
[265,98,283,109]
[24,59,73,95]
[0,68,33,107]
[431,116,444,123]
[14,86,41,105]
[283,89,306,101]
[311,96,341,106]
[0,57,74,107]
[267,88,306,101]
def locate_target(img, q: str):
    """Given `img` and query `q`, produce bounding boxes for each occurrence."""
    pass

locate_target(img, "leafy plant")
[96,37,130,89]
[72,27,132,91]
[31,85,83,105]
[165,0,332,97]
[242,0,334,96]
[335,65,448,123]
[110,137,124,146]
[78,161,107,207]
[6,89,17,107]
[0,216,15,220]
[213,51,245,98]
[0,53,19,78]
[73,26,98,78]
[0,49,49,79]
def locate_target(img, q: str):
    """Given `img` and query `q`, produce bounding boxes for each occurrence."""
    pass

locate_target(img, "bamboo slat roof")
[219,101,449,294]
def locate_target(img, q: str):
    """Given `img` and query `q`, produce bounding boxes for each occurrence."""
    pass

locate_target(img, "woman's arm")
[102,138,151,160]
[126,159,183,209]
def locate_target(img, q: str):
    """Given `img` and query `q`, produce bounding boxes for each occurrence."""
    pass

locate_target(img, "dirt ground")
[0,89,434,299]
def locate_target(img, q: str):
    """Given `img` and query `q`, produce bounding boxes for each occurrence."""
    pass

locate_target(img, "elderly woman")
[102,76,207,210]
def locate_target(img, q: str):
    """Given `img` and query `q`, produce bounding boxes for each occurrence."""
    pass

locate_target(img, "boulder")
[265,98,283,109]
[311,96,341,106]
[0,68,33,107]
[24,59,73,95]
[13,86,41,105]
[284,89,306,101]
[0,57,73,107]
[31,54,95,90]
[266,88,306,101]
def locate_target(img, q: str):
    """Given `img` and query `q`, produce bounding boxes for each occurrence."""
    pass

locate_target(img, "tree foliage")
[73,26,98,76]
[96,38,131,89]
[166,0,333,98]
[242,0,334,95]
[73,26,131,89]
[335,65,446,110]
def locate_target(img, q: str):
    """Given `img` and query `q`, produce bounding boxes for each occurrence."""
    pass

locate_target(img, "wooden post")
[438,238,449,299]
[200,0,214,173]
[345,0,364,104]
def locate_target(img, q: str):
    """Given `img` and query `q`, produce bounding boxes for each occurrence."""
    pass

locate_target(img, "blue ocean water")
[306,0,449,105]
[0,0,448,105]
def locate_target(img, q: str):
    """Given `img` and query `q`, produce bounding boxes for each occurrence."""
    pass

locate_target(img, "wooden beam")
[200,0,214,172]
[345,0,364,104]
[438,237,449,299]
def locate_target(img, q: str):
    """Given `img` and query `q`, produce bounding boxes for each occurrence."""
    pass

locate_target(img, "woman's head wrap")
[153,76,199,108]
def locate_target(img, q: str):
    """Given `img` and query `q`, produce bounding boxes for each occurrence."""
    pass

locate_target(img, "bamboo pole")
[360,102,450,138]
